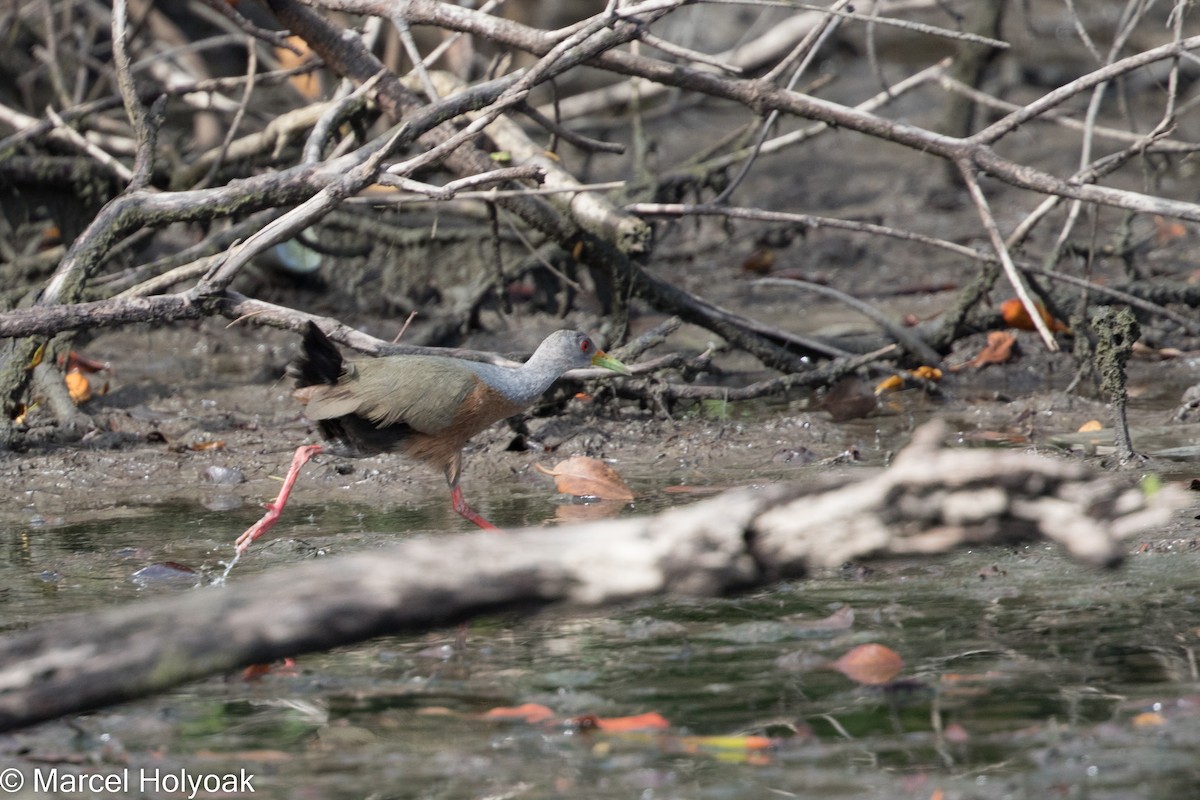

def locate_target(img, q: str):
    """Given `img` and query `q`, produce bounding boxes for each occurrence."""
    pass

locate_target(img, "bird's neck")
[465,357,563,409]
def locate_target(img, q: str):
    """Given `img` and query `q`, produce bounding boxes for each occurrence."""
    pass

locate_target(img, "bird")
[234,322,630,553]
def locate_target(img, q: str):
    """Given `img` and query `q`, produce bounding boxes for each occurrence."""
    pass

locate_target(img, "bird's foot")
[234,444,324,555]
[450,483,500,531]
[234,510,282,554]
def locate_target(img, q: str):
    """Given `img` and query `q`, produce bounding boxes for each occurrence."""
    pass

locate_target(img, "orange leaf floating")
[999,298,1070,333]
[831,643,904,685]
[482,703,556,724]
[535,456,634,501]
[574,712,670,732]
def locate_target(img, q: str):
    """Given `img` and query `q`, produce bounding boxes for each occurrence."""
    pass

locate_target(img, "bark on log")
[0,422,1184,732]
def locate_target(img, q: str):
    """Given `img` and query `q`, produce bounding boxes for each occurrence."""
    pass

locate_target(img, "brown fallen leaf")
[740,247,775,275]
[535,456,634,501]
[59,351,111,373]
[830,643,904,685]
[819,376,877,420]
[950,330,1017,372]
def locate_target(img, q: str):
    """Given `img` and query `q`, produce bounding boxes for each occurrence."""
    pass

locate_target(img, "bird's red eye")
[581,340,591,353]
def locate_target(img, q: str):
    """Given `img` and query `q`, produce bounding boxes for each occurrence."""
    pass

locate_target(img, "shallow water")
[4,478,1200,800]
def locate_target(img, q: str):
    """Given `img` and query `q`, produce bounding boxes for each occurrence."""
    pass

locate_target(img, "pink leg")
[450,482,500,531]
[235,444,324,553]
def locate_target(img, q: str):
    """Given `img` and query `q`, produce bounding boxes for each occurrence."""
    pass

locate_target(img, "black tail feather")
[289,321,344,388]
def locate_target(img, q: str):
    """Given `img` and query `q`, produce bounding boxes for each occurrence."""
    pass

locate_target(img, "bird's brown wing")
[301,356,478,435]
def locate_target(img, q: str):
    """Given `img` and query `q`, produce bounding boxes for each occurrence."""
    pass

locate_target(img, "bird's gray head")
[528,330,630,376]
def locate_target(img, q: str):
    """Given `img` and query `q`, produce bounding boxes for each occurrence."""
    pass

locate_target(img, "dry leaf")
[740,247,775,275]
[830,643,904,685]
[65,371,91,404]
[59,351,111,373]
[27,341,45,370]
[950,331,1017,372]
[1078,420,1103,432]
[1000,298,1070,333]
[482,703,556,724]
[575,712,670,732]
[1132,711,1167,728]
[911,365,942,381]
[276,36,320,99]
[535,456,634,501]
[875,366,943,395]
[1154,214,1188,246]
[820,376,877,420]
[874,375,904,394]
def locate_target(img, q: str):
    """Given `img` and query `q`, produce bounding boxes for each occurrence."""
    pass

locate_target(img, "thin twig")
[627,202,984,261]
[712,0,846,204]
[636,28,743,74]
[754,277,942,365]
[517,103,627,154]
[111,0,152,189]
[1021,266,1200,336]
[390,12,441,100]
[957,163,1058,351]
[43,108,134,183]
[198,36,259,189]
[193,0,303,53]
